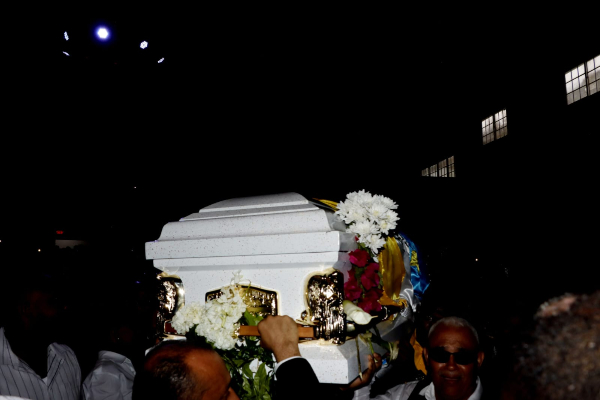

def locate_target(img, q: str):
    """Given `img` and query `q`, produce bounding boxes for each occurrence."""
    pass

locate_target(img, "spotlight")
[63,51,70,56]
[96,27,109,40]
[157,57,164,63]
[64,31,69,41]
[140,41,148,49]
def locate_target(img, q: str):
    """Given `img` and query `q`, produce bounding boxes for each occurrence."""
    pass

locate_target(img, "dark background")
[1,6,598,372]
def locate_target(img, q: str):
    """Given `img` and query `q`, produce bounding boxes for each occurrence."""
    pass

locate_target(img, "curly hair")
[514,291,600,400]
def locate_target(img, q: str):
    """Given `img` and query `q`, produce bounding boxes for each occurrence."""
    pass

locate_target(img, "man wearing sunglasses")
[353,316,485,400]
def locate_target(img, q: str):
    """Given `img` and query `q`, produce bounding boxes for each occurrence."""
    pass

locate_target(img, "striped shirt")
[0,328,81,400]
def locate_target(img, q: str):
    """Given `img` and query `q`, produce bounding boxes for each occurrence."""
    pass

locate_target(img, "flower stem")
[355,338,363,380]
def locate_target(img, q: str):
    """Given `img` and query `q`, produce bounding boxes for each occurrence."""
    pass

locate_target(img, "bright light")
[63,51,70,56]
[475,258,478,261]
[97,27,109,40]
[157,57,164,63]
[64,31,69,41]
[38,249,41,252]
[140,41,148,49]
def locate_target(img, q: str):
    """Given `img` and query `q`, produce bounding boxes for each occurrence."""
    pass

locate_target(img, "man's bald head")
[133,340,232,400]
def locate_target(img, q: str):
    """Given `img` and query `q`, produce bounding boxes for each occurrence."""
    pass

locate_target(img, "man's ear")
[423,347,429,367]
[477,350,485,368]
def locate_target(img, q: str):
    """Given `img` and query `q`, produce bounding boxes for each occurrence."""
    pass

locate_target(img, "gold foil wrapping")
[378,237,408,308]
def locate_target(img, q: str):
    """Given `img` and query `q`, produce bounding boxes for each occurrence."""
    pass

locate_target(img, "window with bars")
[482,116,494,145]
[448,156,455,177]
[587,55,600,96]
[495,110,508,139]
[438,159,447,177]
[566,64,587,104]
[422,156,455,178]
[566,55,600,104]
[482,109,508,145]
[430,164,437,177]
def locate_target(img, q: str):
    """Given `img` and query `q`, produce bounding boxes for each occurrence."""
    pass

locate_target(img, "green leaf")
[244,311,264,326]
[254,362,266,390]
[242,363,253,380]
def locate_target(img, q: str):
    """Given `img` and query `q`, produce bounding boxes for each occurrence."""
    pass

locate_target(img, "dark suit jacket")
[274,358,322,400]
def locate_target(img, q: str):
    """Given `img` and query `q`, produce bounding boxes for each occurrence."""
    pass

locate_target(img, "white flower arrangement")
[171,274,248,350]
[170,272,275,399]
[335,190,399,257]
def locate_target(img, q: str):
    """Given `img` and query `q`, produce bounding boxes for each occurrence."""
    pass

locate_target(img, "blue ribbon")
[397,232,430,302]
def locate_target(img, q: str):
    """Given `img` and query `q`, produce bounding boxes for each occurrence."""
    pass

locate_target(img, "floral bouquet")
[334,190,399,315]
[317,190,405,364]
[171,272,274,400]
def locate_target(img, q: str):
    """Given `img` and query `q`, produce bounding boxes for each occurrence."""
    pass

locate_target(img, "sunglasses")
[429,347,478,365]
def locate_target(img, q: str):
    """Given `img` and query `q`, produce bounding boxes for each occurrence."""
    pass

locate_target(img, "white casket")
[145,192,395,384]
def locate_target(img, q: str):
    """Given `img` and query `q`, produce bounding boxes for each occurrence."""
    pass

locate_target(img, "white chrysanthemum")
[374,194,398,210]
[232,270,243,284]
[366,234,386,254]
[347,208,367,224]
[336,199,350,216]
[367,202,389,221]
[345,191,360,203]
[349,220,379,238]
[171,302,204,335]
[335,200,353,223]
[378,219,397,235]
[379,209,399,223]
[196,288,246,350]
[355,190,374,208]
[171,277,247,351]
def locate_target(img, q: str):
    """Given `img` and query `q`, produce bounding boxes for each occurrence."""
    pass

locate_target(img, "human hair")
[513,291,600,400]
[133,340,214,400]
[428,316,480,347]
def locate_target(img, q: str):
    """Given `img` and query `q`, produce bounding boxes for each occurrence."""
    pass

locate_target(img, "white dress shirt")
[353,377,483,400]
[0,328,81,400]
[81,351,135,400]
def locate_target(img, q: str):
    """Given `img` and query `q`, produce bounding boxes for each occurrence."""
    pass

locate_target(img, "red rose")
[344,269,362,301]
[360,263,380,290]
[358,288,383,313]
[349,249,369,267]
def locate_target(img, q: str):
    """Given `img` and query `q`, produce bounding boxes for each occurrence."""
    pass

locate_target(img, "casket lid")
[181,192,318,220]
[145,193,353,260]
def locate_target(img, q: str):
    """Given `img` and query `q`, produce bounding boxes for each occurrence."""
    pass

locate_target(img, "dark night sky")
[2,6,597,276]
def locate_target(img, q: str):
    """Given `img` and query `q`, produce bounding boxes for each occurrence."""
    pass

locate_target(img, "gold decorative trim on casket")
[300,269,347,344]
[205,285,279,318]
[156,274,186,339]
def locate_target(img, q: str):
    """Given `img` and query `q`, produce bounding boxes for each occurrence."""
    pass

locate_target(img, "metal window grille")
[587,55,600,96]
[482,116,494,145]
[438,159,447,177]
[482,110,508,145]
[448,156,455,177]
[566,63,588,104]
[495,109,508,139]
[423,157,455,178]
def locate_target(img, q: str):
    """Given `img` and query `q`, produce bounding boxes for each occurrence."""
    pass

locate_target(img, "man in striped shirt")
[0,277,81,400]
